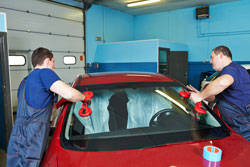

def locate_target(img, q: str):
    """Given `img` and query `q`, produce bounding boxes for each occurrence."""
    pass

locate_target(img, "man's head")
[32,47,55,70]
[210,45,232,71]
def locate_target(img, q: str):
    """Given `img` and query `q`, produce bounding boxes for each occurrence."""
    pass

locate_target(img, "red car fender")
[213,105,237,133]
[42,104,69,166]
[42,153,58,167]
[213,105,221,118]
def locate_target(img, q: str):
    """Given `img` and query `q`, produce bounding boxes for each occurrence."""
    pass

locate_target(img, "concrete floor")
[0,148,6,167]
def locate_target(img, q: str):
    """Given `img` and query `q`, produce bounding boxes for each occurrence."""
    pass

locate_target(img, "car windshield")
[61,82,230,151]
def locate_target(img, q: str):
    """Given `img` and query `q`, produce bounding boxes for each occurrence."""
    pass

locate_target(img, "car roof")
[242,64,250,69]
[206,64,250,81]
[75,72,176,86]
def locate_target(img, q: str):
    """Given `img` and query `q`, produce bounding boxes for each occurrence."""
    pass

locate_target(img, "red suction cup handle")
[79,102,92,117]
[179,90,191,98]
[179,91,206,114]
[194,102,206,114]
[83,91,93,101]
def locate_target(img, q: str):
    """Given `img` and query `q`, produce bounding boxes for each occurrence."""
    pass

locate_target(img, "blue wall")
[0,13,7,32]
[89,39,158,73]
[86,5,134,63]
[86,1,250,88]
[88,39,188,73]
[134,0,250,87]
[135,0,250,62]
[94,40,158,63]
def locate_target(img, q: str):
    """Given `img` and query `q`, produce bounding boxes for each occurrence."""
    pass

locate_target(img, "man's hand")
[190,92,203,104]
[188,74,234,104]
[187,84,200,93]
[186,84,202,103]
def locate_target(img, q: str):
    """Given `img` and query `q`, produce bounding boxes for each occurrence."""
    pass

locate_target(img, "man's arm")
[190,74,234,103]
[50,80,85,102]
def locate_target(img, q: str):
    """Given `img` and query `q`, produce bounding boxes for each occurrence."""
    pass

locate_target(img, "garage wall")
[86,4,134,63]
[0,0,85,113]
[89,39,188,73]
[87,1,250,89]
[134,0,250,88]
[135,0,250,61]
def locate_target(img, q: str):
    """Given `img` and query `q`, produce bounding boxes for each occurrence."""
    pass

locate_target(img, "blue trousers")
[7,78,52,167]
[216,99,250,141]
[7,118,49,167]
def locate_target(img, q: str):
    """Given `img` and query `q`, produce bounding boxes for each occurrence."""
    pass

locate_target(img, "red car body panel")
[42,72,250,167]
[76,72,175,86]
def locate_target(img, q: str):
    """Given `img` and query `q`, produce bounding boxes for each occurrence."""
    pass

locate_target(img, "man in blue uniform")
[188,45,250,141]
[6,47,85,166]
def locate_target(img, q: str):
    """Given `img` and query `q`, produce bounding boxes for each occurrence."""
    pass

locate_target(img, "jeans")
[216,99,250,141]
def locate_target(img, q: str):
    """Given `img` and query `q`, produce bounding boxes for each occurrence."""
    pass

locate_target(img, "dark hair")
[212,45,232,59]
[31,47,53,67]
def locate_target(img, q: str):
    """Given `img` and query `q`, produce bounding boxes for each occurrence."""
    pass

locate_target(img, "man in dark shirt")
[7,47,85,166]
[188,45,250,140]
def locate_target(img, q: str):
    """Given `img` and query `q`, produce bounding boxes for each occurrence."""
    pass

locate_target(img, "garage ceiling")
[89,0,239,16]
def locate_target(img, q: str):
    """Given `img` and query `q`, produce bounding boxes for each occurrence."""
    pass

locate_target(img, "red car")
[42,72,250,167]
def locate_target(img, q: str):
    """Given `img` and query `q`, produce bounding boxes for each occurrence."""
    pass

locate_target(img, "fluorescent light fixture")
[127,0,160,7]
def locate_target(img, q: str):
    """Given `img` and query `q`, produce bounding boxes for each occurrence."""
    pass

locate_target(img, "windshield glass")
[61,82,230,151]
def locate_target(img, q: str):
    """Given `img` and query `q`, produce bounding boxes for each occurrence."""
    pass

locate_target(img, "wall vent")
[196,6,209,19]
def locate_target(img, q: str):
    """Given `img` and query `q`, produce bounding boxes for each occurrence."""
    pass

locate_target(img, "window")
[64,56,76,65]
[9,55,26,66]
[62,82,230,151]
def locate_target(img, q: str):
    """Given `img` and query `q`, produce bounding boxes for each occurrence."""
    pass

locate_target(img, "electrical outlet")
[96,37,102,41]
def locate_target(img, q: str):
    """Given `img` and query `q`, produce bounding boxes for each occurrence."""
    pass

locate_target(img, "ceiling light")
[127,0,160,7]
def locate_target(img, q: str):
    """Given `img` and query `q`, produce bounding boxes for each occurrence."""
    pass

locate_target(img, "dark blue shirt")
[22,68,61,109]
[217,62,250,110]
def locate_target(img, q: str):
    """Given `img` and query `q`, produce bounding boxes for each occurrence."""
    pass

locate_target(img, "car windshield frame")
[60,81,230,151]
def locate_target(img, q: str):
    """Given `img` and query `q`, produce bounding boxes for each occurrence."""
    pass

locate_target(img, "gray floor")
[0,148,6,167]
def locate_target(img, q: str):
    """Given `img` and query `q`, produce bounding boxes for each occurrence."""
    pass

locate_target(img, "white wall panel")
[0,0,85,113]
[53,53,85,68]
[55,68,84,84]
[0,8,83,37]
[9,53,30,99]
[10,71,29,90]
[10,71,29,110]
[0,0,83,22]
[7,31,84,51]
[11,91,18,111]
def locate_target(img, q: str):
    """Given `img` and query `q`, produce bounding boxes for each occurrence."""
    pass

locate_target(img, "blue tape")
[203,146,222,162]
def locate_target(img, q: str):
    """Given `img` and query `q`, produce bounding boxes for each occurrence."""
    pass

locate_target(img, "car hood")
[49,133,250,167]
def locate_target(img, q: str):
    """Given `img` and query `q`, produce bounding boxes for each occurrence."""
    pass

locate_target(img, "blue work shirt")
[24,68,61,109]
[217,62,250,111]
